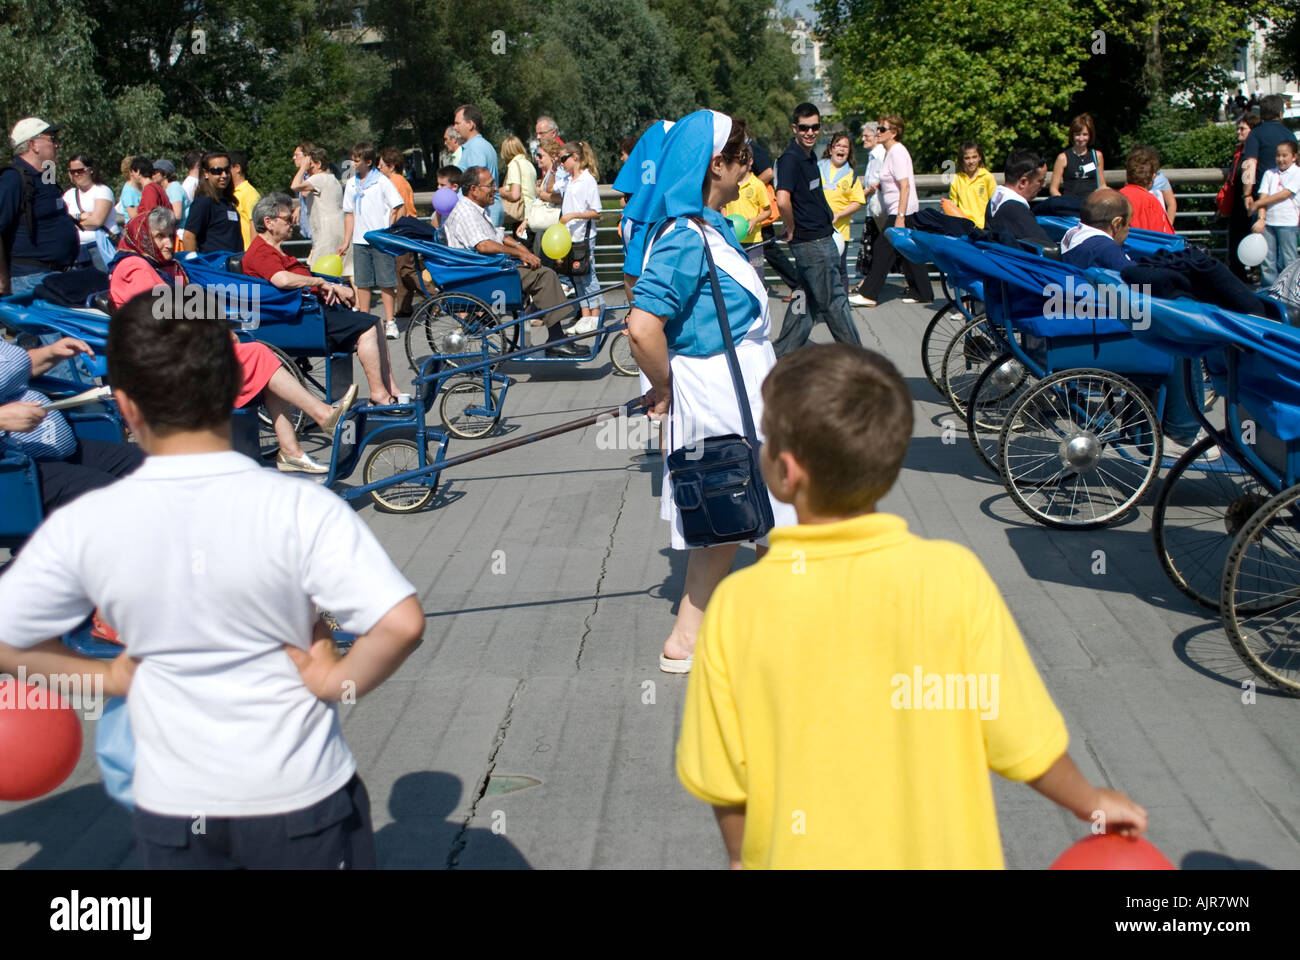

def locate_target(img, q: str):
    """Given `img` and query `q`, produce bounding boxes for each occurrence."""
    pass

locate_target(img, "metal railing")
[285,169,1228,288]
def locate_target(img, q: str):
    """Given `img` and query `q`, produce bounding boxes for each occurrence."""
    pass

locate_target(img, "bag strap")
[690,216,760,446]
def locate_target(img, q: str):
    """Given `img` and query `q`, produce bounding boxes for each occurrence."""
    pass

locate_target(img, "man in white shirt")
[443,166,582,356]
[340,141,405,338]
[0,293,424,868]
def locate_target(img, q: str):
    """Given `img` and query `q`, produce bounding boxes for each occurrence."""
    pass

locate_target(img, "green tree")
[1265,0,1300,83]
[815,0,1091,171]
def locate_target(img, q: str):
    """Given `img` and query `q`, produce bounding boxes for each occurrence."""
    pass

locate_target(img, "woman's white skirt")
[660,337,797,549]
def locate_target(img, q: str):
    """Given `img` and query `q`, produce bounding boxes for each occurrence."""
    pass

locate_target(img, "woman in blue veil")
[626,110,797,674]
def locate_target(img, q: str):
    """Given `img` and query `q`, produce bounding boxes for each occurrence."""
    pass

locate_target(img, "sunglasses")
[560,153,574,162]
[795,123,821,133]
[68,166,89,174]
[207,166,230,175]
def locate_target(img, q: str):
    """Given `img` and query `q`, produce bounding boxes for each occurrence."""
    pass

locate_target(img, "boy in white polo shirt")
[340,141,405,339]
[0,292,424,868]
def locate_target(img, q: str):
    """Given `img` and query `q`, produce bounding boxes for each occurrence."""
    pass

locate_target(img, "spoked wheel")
[255,343,313,459]
[609,330,638,376]
[965,352,1037,474]
[363,439,438,513]
[939,316,1002,418]
[1222,483,1300,695]
[1153,436,1270,610]
[997,368,1161,530]
[438,378,501,439]
[404,292,517,373]
[921,301,979,396]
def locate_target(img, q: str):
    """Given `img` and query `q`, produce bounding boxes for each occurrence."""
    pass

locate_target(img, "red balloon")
[1050,833,1175,870]
[0,679,83,801]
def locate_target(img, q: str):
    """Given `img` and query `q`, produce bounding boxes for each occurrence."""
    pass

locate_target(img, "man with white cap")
[0,117,79,296]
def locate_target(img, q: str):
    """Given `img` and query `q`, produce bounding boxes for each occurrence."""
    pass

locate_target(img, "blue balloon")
[433,187,459,218]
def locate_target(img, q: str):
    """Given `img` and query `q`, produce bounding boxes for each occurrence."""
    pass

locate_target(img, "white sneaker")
[385,320,399,340]
[848,293,876,307]
[573,316,599,335]
[1164,431,1222,463]
[277,451,328,474]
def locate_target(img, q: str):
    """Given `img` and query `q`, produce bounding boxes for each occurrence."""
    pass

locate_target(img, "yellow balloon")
[541,223,573,260]
[313,254,344,277]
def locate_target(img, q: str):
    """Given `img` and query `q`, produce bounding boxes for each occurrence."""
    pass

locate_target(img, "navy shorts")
[352,243,397,290]
[132,775,377,869]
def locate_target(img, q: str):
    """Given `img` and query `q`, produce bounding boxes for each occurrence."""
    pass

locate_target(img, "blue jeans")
[772,234,861,356]
[1263,225,1299,287]
[9,270,53,297]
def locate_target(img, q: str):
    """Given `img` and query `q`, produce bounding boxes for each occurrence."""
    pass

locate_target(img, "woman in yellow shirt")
[947,141,997,228]
[818,133,866,292]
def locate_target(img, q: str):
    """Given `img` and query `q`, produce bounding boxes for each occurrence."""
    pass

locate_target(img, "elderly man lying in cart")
[443,165,584,358]
[241,192,404,404]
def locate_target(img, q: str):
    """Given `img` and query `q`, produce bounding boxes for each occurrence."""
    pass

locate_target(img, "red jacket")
[1120,184,1174,234]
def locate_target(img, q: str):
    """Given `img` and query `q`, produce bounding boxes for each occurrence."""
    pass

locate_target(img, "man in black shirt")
[0,118,79,296]
[1240,95,1298,204]
[985,149,1052,246]
[748,138,800,294]
[770,103,861,356]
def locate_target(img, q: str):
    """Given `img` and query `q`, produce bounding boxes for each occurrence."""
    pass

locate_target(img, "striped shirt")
[0,340,75,459]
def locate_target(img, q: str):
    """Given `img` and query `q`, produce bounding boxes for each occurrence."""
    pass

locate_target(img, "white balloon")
[1237,232,1268,267]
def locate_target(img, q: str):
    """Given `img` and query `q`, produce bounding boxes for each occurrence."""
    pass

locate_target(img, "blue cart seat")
[0,295,110,378]
[181,252,328,353]
[364,229,524,310]
[1035,215,1186,257]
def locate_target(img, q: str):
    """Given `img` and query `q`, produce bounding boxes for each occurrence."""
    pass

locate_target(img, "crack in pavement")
[446,679,525,869]
[575,471,633,670]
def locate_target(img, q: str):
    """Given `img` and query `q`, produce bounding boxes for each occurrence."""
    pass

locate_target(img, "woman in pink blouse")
[108,208,358,473]
[851,114,934,306]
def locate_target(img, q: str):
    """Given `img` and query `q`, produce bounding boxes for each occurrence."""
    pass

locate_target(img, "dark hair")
[957,140,984,169]
[1004,148,1044,184]
[437,165,462,187]
[1079,188,1130,228]
[67,153,103,185]
[183,150,203,172]
[350,141,377,165]
[719,118,751,165]
[1238,113,1262,130]
[460,165,486,195]
[821,132,856,168]
[380,146,404,174]
[1125,145,1159,189]
[129,156,154,178]
[455,104,484,133]
[1277,140,1299,157]
[879,114,905,141]
[228,150,249,177]
[762,343,913,513]
[1261,94,1286,122]
[197,151,235,202]
[1067,112,1096,146]
[107,291,240,433]
[619,135,637,157]
[308,146,329,167]
[295,141,315,155]
[792,102,820,124]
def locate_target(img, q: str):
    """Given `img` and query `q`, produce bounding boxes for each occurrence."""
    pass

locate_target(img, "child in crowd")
[1247,140,1300,286]
[723,164,770,280]
[0,293,425,868]
[676,343,1148,869]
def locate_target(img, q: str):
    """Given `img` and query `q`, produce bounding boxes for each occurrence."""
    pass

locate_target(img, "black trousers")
[1226,189,1253,282]
[35,439,146,513]
[856,213,934,302]
[133,775,377,869]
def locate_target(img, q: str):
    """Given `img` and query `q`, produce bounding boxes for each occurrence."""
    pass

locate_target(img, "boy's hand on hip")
[285,620,344,701]
[104,650,140,698]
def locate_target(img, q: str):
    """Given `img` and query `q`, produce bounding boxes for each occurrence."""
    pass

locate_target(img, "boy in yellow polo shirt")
[723,170,769,276]
[676,343,1148,868]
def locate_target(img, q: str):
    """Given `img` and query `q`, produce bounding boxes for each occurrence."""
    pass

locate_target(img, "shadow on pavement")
[0,783,134,869]
[375,771,530,869]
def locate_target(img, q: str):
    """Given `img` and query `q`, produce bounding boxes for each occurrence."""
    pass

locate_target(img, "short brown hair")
[762,343,913,513]
[1125,145,1160,189]
[1068,113,1096,146]
[350,141,377,164]
[879,114,905,141]
[380,146,404,174]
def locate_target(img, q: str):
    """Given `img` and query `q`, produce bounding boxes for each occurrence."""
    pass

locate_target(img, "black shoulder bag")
[665,217,775,546]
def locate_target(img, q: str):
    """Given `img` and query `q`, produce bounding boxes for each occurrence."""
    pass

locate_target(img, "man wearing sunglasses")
[0,117,79,296]
[770,103,862,356]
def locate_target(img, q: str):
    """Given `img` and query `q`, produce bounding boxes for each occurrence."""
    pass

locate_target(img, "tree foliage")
[815,0,1091,171]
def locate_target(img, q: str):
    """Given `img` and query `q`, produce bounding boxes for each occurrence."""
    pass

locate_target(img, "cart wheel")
[939,316,1000,418]
[405,292,513,373]
[998,368,1161,530]
[922,302,978,397]
[1153,436,1269,610]
[964,352,1036,474]
[439,378,501,439]
[1222,482,1300,695]
[609,331,639,376]
[364,439,437,513]
[256,343,311,459]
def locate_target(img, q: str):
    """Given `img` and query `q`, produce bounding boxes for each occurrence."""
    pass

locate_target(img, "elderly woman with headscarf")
[625,110,797,674]
[108,208,358,473]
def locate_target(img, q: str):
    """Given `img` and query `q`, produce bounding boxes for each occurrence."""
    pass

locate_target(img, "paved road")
[3,285,1298,869]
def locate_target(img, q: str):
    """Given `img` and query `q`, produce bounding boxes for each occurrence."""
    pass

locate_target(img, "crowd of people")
[3,93,1299,872]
